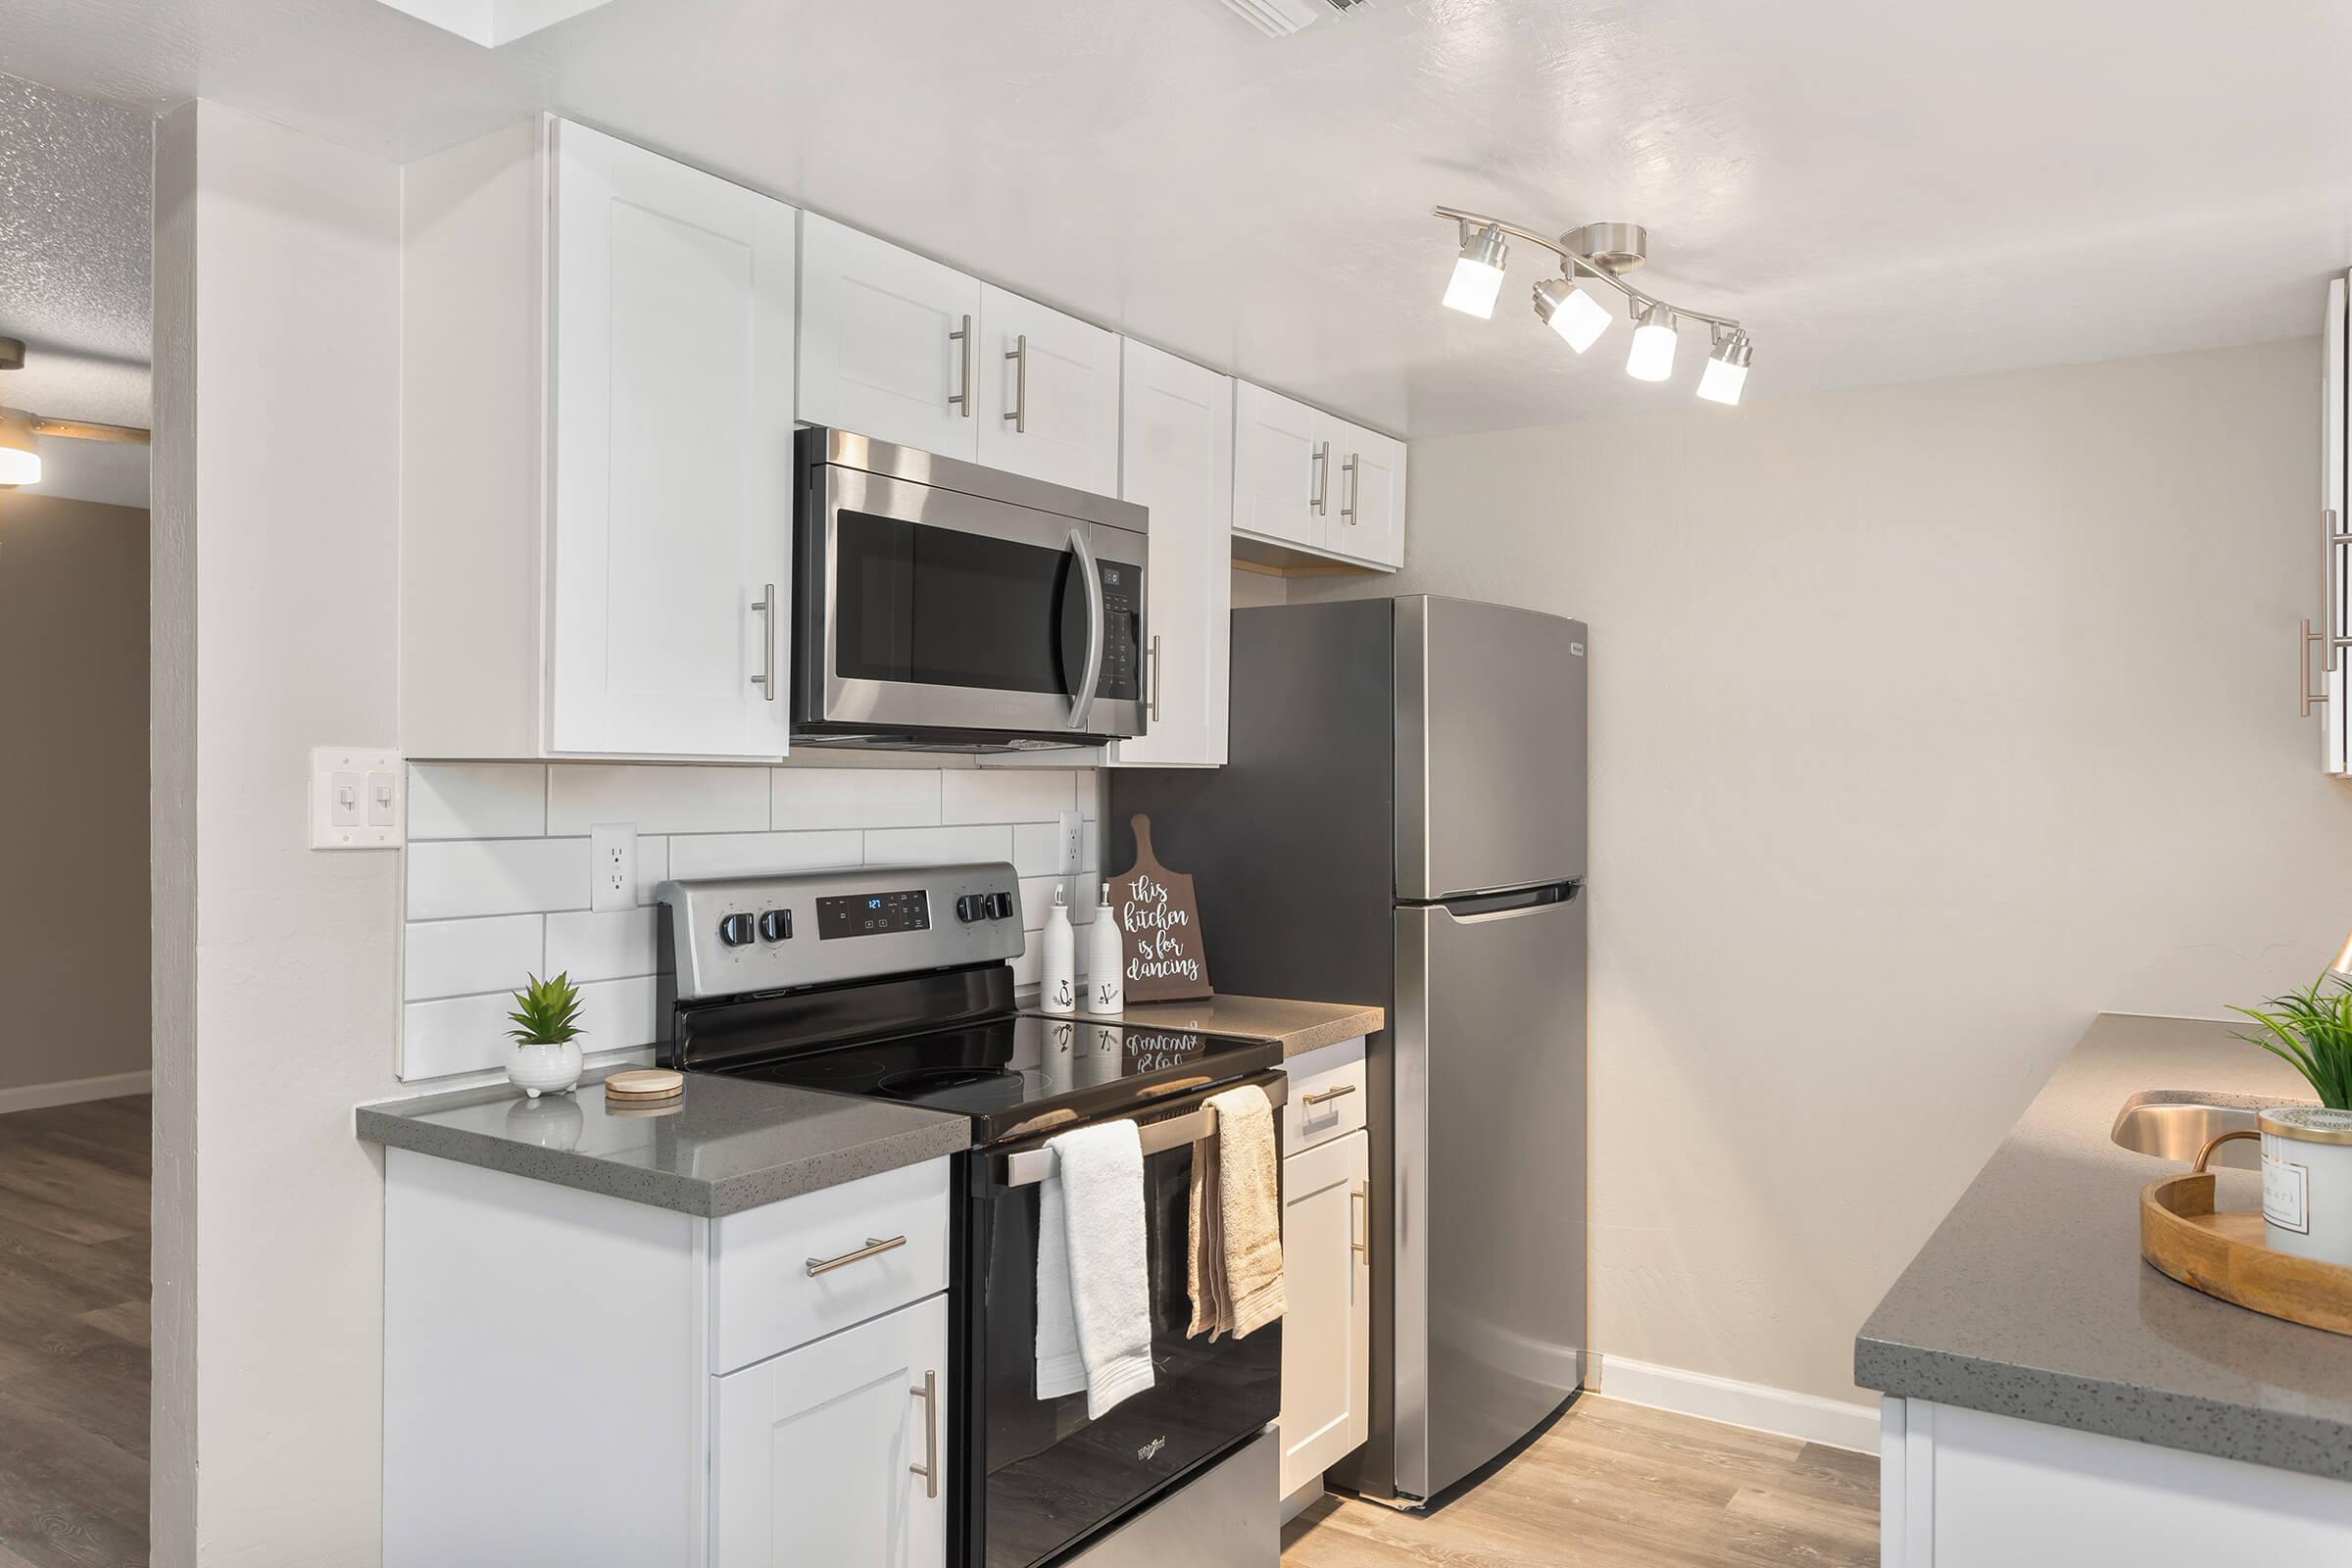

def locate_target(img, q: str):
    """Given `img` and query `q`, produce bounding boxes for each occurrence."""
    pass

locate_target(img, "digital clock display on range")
[815,890,930,940]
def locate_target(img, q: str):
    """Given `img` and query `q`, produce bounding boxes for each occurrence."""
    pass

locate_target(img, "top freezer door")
[1395,597,1588,901]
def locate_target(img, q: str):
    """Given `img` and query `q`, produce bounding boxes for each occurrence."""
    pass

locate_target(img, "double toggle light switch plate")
[310,746,405,850]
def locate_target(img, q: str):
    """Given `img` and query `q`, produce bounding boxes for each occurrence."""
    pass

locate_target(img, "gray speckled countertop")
[357,1067,969,1217]
[1856,1012,2352,1479]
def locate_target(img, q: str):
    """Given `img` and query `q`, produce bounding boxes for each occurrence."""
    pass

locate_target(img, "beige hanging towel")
[1187,1084,1286,1341]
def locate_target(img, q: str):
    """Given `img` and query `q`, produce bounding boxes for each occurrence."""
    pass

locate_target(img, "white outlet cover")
[590,822,637,914]
[311,747,404,850]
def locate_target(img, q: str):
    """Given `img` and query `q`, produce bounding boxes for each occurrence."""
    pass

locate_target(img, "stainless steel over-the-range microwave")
[791,426,1149,751]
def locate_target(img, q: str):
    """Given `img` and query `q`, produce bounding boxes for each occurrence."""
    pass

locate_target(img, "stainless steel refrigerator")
[1108,594,1588,1508]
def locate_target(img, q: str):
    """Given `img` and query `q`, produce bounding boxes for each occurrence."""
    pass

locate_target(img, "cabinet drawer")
[711,1156,952,1374]
[1281,1037,1366,1153]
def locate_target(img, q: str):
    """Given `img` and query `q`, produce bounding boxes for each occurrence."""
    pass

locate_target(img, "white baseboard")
[1594,1354,1878,1454]
[0,1069,151,1116]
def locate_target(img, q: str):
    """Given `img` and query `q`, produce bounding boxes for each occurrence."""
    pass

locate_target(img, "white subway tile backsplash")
[1017,876,1099,931]
[408,838,590,920]
[548,764,772,837]
[771,768,941,830]
[407,762,547,840]
[1010,942,1042,989]
[863,824,1016,868]
[667,830,864,880]
[402,974,662,1078]
[1010,822,1061,878]
[404,913,545,1002]
[636,836,670,905]
[545,907,661,984]
[940,770,1077,825]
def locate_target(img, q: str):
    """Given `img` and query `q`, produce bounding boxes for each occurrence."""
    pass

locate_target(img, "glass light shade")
[1534,277,1613,353]
[2331,927,2352,979]
[1696,356,1748,405]
[0,409,40,487]
[1442,224,1508,318]
[1626,309,1677,382]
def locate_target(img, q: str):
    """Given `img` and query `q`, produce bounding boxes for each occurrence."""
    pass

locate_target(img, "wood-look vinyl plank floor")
[1283,1397,1879,1568]
[0,1099,149,1568]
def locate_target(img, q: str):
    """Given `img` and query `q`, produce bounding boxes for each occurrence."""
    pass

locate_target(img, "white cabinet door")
[2324,276,2346,776]
[1234,380,1323,548]
[549,121,796,758]
[1278,1129,1370,1499]
[1324,416,1404,569]
[976,284,1122,494]
[713,1293,949,1568]
[1110,341,1233,768]
[799,214,983,461]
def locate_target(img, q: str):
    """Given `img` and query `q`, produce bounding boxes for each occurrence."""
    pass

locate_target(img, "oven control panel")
[660,863,1022,1000]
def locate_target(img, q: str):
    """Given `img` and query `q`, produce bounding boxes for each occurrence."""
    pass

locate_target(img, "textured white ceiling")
[0,71,152,506]
[1,0,2349,440]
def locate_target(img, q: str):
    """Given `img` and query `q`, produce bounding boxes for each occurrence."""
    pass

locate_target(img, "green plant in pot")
[2231,968,2352,1265]
[507,971,586,1099]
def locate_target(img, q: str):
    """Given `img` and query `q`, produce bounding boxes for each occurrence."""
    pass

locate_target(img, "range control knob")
[718,912,757,948]
[986,891,1015,921]
[759,908,793,943]
[956,894,985,924]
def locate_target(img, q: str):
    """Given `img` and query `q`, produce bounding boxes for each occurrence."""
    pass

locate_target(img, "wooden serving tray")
[2142,1162,2352,1337]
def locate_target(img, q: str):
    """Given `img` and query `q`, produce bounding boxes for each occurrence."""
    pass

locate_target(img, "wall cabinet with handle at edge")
[401,116,798,760]
[800,215,1121,495]
[1233,380,1405,572]
[2317,274,2350,775]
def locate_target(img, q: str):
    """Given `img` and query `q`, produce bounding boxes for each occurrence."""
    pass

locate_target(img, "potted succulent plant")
[2232,975,2352,1264]
[506,971,586,1099]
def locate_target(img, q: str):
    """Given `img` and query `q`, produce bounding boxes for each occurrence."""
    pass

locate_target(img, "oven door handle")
[1066,526,1105,732]
[1000,1071,1289,1189]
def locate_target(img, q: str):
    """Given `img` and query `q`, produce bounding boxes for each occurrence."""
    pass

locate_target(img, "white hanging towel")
[1033,1119,1156,1418]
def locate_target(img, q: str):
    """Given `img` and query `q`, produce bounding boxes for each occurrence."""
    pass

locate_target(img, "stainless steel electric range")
[657,862,1286,1568]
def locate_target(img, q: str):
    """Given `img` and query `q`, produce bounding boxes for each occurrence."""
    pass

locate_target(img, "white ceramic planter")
[2259,1105,2352,1265]
[508,1040,583,1099]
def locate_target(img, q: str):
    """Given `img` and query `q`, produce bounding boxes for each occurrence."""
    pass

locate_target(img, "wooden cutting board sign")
[1109,814,1212,1004]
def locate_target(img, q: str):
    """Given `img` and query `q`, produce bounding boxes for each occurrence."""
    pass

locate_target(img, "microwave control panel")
[1098,560,1142,702]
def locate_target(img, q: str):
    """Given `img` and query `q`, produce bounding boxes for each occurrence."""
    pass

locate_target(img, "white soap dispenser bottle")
[1040,885,1076,1015]
[1086,879,1125,1014]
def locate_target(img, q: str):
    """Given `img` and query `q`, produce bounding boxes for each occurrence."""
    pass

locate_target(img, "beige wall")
[0,492,149,1095]
[1299,338,2352,1404]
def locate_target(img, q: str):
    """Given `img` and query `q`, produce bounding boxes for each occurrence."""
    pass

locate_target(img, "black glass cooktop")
[722,1011,1280,1146]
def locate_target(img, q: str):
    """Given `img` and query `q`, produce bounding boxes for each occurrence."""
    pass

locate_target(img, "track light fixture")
[0,337,153,490]
[1433,207,1751,403]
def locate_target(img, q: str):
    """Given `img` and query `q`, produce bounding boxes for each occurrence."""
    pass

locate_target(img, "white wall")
[151,100,405,1566]
[1298,337,2352,1405]
[399,761,1102,1079]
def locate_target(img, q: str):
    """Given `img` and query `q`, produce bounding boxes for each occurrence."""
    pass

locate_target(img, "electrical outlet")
[310,747,403,850]
[1057,809,1085,913]
[591,823,637,913]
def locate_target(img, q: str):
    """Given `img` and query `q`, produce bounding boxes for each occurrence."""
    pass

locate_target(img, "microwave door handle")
[1066,527,1105,732]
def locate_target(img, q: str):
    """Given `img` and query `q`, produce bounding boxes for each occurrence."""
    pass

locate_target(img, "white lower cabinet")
[1278,1126,1370,1500]
[714,1294,950,1567]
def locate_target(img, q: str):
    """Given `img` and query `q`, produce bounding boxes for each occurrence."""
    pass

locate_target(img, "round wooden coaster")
[605,1069,685,1102]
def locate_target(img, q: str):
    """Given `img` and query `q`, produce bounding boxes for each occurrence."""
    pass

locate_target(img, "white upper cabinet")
[1320,416,1405,570]
[1234,380,1323,547]
[2321,274,2347,776]
[400,117,796,761]
[1110,342,1234,768]
[798,214,983,461]
[975,283,1123,495]
[549,122,797,758]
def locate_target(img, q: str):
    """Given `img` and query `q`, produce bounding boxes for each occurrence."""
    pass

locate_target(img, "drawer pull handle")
[1351,1186,1367,1261]
[805,1235,907,1277]
[910,1369,940,1499]
[1301,1084,1357,1106]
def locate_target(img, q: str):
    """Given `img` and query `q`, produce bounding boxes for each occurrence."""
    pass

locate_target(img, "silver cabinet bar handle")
[751,583,777,700]
[909,1369,940,1498]
[1311,441,1330,515]
[1340,453,1359,525]
[1148,634,1163,723]
[1004,333,1029,432]
[1301,1083,1357,1105]
[949,316,973,416]
[804,1235,906,1277]
[1350,1186,1367,1261]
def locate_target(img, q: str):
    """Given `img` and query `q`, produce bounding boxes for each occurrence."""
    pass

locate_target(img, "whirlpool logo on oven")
[1137,1436,1166,1463]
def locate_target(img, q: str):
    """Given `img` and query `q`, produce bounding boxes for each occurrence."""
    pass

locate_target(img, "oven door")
[957,1070,1286,1568]
[800,461,1147,742]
